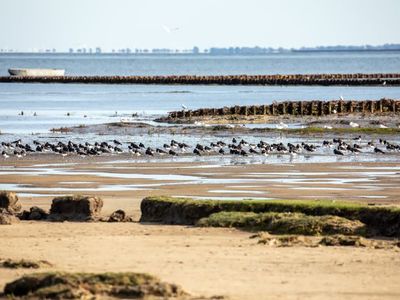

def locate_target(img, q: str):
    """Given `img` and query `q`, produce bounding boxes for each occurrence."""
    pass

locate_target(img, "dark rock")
[108,209,131,222]
[19,206,49,221]
[48,195,103,221]
[0,191,22,214]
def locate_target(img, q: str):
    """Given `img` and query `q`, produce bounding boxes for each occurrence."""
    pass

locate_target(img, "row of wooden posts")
[166,99,400,119]
[1,73,400,85]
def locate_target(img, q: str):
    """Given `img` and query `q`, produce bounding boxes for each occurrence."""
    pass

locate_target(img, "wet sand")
[1,156,400,299]
[1,155,400,212]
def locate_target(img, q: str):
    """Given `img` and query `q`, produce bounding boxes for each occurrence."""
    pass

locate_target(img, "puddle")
[336,166,400,170]
[229,185,263,188]
[18,193,60,198]
[59,181,96,185]
[31,163,79,167]
[0,168,201,181]
[357,195,388,199]
[0,183,155,192]
[290,187,352,191]
[208,190,265,194]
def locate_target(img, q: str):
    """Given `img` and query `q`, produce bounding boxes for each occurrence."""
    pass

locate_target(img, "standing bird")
[374,147,385,154]
[334,149,344,156]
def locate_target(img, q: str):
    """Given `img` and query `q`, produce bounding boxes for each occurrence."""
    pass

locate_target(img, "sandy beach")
[1,155,400,299]
[1,222,400,300]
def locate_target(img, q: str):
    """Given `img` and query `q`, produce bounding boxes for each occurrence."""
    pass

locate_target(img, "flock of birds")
[1,137,399,159]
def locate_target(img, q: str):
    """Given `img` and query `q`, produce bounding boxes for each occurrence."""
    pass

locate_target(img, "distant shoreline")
[1,49,400,56]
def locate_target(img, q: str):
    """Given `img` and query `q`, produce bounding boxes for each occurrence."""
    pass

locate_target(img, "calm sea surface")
[0,52,399,135]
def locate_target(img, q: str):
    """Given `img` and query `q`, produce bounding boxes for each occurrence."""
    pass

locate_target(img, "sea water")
[0,52,399,135]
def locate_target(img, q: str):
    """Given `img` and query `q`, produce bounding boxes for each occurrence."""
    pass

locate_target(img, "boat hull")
[8,68,65,77]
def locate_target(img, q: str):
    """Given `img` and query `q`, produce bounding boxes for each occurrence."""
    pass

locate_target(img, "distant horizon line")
[1,43,399,54]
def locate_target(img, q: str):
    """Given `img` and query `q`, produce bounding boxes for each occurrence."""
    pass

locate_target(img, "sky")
[0,0,399,51]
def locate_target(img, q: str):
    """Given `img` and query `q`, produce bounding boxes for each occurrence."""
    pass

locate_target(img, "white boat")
[8,68,65,77]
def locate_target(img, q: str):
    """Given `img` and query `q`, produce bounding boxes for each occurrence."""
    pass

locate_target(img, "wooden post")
[328,101,332,115]
[282,102,287,115]
[379,99,383,113]
[319,101,324,116]
[300,101,304,116]
[370,101,374,113]
[272,103,276,116]
[263,105,267,115]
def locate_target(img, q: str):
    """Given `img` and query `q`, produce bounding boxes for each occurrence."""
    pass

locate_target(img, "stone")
[48,195,103,221]
[19,206,48,221]
[0,208,19,225]
[0,191,22,214]
[108,209,127,222]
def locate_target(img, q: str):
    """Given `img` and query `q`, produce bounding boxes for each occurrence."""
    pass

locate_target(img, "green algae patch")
[3,272,197,299]
[140,196,400,237]
[197,211,366,236]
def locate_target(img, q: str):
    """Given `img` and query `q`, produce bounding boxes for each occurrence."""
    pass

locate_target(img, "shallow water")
[1,51,400,135]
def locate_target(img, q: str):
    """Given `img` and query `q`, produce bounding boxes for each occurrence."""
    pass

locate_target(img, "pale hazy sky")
[1,0,399,51]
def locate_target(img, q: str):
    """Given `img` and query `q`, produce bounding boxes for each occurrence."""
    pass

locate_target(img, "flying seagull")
[162,25,180,34]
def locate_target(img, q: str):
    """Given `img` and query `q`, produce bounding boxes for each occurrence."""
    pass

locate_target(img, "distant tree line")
[1,44,399,54]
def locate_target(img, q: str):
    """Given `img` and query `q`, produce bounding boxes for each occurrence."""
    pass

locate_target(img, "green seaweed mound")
[197,211,366,236]
[3,272,190,299]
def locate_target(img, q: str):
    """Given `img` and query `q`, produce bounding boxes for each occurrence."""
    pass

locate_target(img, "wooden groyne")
[1,73,400,85]
[163,98,400,120]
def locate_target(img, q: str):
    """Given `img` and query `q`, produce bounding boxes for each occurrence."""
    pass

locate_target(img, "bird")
[169,150,178,156]
[181,104,187,110]
[374,147,385,154]
[349,122,359,128]
[145,148,154,156]
[275,121,288,129]
[193,148,201,156]
[334,149,344,156]
[162,25,180,34]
